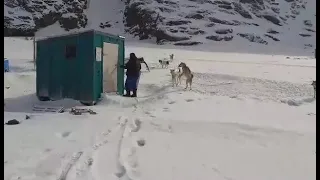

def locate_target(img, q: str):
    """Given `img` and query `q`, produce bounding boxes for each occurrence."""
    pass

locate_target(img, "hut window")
[65,45,76,59]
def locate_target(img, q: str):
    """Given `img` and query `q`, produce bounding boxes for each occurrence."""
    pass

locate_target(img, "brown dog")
[178,62,193,90]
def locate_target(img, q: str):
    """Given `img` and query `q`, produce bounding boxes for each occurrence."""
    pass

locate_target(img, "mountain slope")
[4,0,316,50]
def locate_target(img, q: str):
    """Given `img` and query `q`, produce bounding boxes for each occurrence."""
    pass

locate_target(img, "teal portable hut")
[36,30,125,105]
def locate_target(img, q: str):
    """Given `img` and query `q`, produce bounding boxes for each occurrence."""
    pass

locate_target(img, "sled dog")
[170,68,181,87]
[159,59,170,68]
[178,62,193,90]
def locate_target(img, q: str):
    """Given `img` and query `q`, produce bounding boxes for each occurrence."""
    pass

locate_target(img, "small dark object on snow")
[137,139,145,147]
[5,86,10,89]
[70,108,97,115]
[25,115,30,120]
[89,110,97,115]
[5,119,20,125]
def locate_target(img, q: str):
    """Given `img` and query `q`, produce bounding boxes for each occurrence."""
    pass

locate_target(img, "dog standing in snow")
[169,54,174,61]
[159,60,170,68]
[170,68,182,87]
[178,62,194,90]
[311,80,316,98]
[159,54,175,69]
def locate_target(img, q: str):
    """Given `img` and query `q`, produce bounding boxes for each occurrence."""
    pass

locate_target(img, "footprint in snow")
[137,139,146,147]
[168,101,176,104]
[56,131,72,138]
[163,107,170,112]
[185,99,194,102]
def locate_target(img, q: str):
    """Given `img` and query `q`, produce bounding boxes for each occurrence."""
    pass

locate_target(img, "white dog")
[170,67,182,87]
[159,54,175,69]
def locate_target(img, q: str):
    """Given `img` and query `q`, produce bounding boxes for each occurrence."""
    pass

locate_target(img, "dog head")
[178,62,187,68]
[170,69,175,74]
[311,80,316,86]
[169,54,174,60]
[159,60,163,64]
[138,57,144,62]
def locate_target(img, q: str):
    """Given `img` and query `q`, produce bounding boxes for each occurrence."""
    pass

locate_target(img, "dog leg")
[172,78,175,87]
[175,77,179,86]
[178,74,183,85]
[184,80,188,90]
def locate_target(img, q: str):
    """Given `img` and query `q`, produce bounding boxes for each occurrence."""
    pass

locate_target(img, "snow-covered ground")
[4,37,316,180]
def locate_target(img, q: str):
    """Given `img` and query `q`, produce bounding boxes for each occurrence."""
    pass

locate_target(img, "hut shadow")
[4,93,81,114]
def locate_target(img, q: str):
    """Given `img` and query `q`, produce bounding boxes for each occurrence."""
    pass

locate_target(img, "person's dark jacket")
[121,53,141,77]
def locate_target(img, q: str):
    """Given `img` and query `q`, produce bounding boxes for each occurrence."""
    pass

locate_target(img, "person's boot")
[131,89,137,97]
[123,89,131,97]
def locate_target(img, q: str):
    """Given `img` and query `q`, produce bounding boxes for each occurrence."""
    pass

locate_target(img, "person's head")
[129,53,137,61]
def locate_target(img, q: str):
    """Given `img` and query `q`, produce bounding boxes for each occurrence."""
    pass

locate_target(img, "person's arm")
[119,62,129,69]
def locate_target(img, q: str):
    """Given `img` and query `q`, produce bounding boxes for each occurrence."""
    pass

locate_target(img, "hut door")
[102,42,119,93]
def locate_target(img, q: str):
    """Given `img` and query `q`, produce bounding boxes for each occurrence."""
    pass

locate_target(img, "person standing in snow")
[119,53,141,97]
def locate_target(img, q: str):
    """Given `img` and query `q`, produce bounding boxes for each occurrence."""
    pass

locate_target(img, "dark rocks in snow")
[271,7,280,14]
[205,23,215,27]
[299,33,311,37]
[264,34,280,41]
[124,3,160,40]
[215,28,233,34]
[251,23,259,26]
[188,0,212,4]
[237,33,268,45]
[218,9,235,15]
[305,28,316,33]
[155,30,190,43]
[219,4,233,10]
[267,29,279,34]
[4,0,88,35]
[5,119,20,125]
[232,2,252,19]
[166,20,191,26]
[158,7,175,13]
[240,0,264,5]
[99,22,112,28]
[262,15,282,26]
[185,13,204,20]
[213,0,232,6]
[169,29,178,33]
[155,0,178,5]
[280,16,287,22]
[284,0,294,2]
[208,36,217,41]
[187,29,206,35]
[174,41,203,46]
[209,17,235,25]
[291,9,300,15]
[224,35,234,41]
[303,20,313,27]
[206,35,233,41]
[59,14,88,31]
[231,20,241,26]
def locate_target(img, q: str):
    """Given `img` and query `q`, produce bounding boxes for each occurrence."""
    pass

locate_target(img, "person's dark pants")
[124,72,141,97]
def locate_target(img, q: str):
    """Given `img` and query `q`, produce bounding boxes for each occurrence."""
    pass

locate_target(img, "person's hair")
[130,53,137,60]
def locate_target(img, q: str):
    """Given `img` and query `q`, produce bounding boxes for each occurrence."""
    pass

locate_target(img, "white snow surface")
[4,37,316,180]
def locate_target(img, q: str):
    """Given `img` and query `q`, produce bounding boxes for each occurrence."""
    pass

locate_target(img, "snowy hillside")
[4,0,316,51]
[4,37,316,180]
